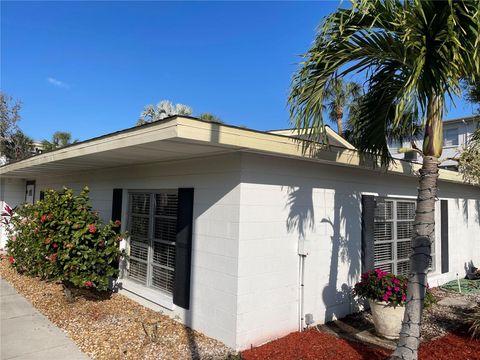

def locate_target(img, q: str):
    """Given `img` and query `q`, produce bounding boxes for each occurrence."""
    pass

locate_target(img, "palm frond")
[289,0,480,164]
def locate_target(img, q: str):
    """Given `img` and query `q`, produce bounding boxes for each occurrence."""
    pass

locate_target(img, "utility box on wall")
[298,239,311,256]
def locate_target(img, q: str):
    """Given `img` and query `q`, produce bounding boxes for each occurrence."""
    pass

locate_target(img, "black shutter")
[111,189,123,224]
[173,188,194,309]
[362,195,376,273]
[39,191,45,201]
[441,200,449,274]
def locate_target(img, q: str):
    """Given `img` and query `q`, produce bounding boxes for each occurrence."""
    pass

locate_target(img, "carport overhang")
[0,116,468,185]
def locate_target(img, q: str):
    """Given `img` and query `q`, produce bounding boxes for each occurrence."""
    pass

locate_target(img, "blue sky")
[1,1,477,142]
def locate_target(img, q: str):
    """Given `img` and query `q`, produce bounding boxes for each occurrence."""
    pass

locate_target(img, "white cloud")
[47,77,70,89]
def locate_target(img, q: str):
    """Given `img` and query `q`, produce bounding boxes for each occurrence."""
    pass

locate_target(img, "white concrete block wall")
[0,178,26,249]
[33,154,243,348]
[2,151,479,351]
[235,153,480,350]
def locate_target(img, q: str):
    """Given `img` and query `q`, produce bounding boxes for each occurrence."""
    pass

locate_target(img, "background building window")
[443,128,459,146]
[127,190,178,295]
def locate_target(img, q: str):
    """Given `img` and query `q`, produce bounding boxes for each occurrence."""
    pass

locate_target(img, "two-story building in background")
[389,115,479,170]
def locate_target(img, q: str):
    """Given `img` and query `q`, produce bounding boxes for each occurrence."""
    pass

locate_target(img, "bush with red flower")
[4,187,126,292]
[354,269,408,306]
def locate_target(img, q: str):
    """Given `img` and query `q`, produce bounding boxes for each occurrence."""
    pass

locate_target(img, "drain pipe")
[299,254,306,331]
[298,239,310,332]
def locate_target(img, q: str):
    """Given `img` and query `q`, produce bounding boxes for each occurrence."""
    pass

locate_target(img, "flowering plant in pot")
[354,268,408,339]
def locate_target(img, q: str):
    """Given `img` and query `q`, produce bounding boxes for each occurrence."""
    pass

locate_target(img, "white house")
[1,116,479,350]
[389,115,480,170]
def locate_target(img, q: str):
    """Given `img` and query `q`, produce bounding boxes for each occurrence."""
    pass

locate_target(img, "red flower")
[114,220,121,227]
[41,215,47,223]
[84,281,93,288]
[52,243,58,249]
[8,256,14,264]
[402,294,407,302]
[88,224,97,234]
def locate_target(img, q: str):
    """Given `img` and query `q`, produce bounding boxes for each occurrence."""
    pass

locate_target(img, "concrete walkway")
[1,278,89,360]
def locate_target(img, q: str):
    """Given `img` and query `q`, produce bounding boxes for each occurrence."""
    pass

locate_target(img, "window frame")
[443,127,459,147]
[127,189,178,296]
[373,197,435,275]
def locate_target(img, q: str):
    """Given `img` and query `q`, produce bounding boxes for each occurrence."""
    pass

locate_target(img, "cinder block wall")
[235,153,480,350]
[34,153,243,348]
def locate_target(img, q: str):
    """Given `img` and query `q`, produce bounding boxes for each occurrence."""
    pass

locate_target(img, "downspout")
[298,239,309,331]
[299,254,306,331]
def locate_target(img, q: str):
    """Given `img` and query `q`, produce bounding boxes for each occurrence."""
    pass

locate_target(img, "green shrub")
[4,187,125,291]
[423,286,437,310]
[470,306,480,339]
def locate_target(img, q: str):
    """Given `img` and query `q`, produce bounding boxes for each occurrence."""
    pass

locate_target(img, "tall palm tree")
[42,131,77,151]
[325,76,361,136]
[288,1,479,359]
[136,100,192,126]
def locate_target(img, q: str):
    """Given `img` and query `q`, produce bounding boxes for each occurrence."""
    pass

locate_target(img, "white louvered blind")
[127,190,178,295]
[373,198,434,276]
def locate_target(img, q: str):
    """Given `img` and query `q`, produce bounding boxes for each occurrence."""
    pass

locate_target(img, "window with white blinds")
[373,198,435,276]
[128,191,178,295]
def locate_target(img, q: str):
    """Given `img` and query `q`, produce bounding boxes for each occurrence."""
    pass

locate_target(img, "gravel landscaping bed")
[340,286,480,342]
[421,286,479,341]
[0,259,235,360]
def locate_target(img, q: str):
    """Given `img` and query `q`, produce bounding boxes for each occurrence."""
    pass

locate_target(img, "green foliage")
[324,76,361,136]
[289,0,480,165]
[4,187,125,291]
[0,92,33,163]
[459,128,480,185]
[137,100,192,126]
[1,130,33,162]
[42,131,77,151]
[423,287,437,310]
[198,112,223,124]
[354,269,408,306]
[469,306,480,339]
[465,80,480,114]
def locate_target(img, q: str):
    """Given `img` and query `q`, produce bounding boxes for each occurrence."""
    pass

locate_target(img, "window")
[443,128,458,146]
[373,198,435,276]
[127,190,178,295]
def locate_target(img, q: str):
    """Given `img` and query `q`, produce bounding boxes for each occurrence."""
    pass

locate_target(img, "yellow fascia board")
[0,120,178,176]
[176,117,467,185]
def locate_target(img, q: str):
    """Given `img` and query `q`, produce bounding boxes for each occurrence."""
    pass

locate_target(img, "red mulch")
[420,330,480,360]
[241,328,480,360]
[241,329,389,360]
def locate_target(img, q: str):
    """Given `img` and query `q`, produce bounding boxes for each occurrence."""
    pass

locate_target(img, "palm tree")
[325,76,361,136]
[42,131,77,151]
[198,112,224,124]
[137,100,192,126]
[288,1,479,359]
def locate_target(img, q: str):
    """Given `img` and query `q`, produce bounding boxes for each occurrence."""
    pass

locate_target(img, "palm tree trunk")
[336,106,344,136]
[390,95,443,360]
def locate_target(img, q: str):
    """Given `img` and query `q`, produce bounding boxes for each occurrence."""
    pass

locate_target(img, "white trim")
[118,277,175,311]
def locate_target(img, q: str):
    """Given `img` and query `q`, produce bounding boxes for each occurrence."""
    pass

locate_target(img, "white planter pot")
[368,299,405,340]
